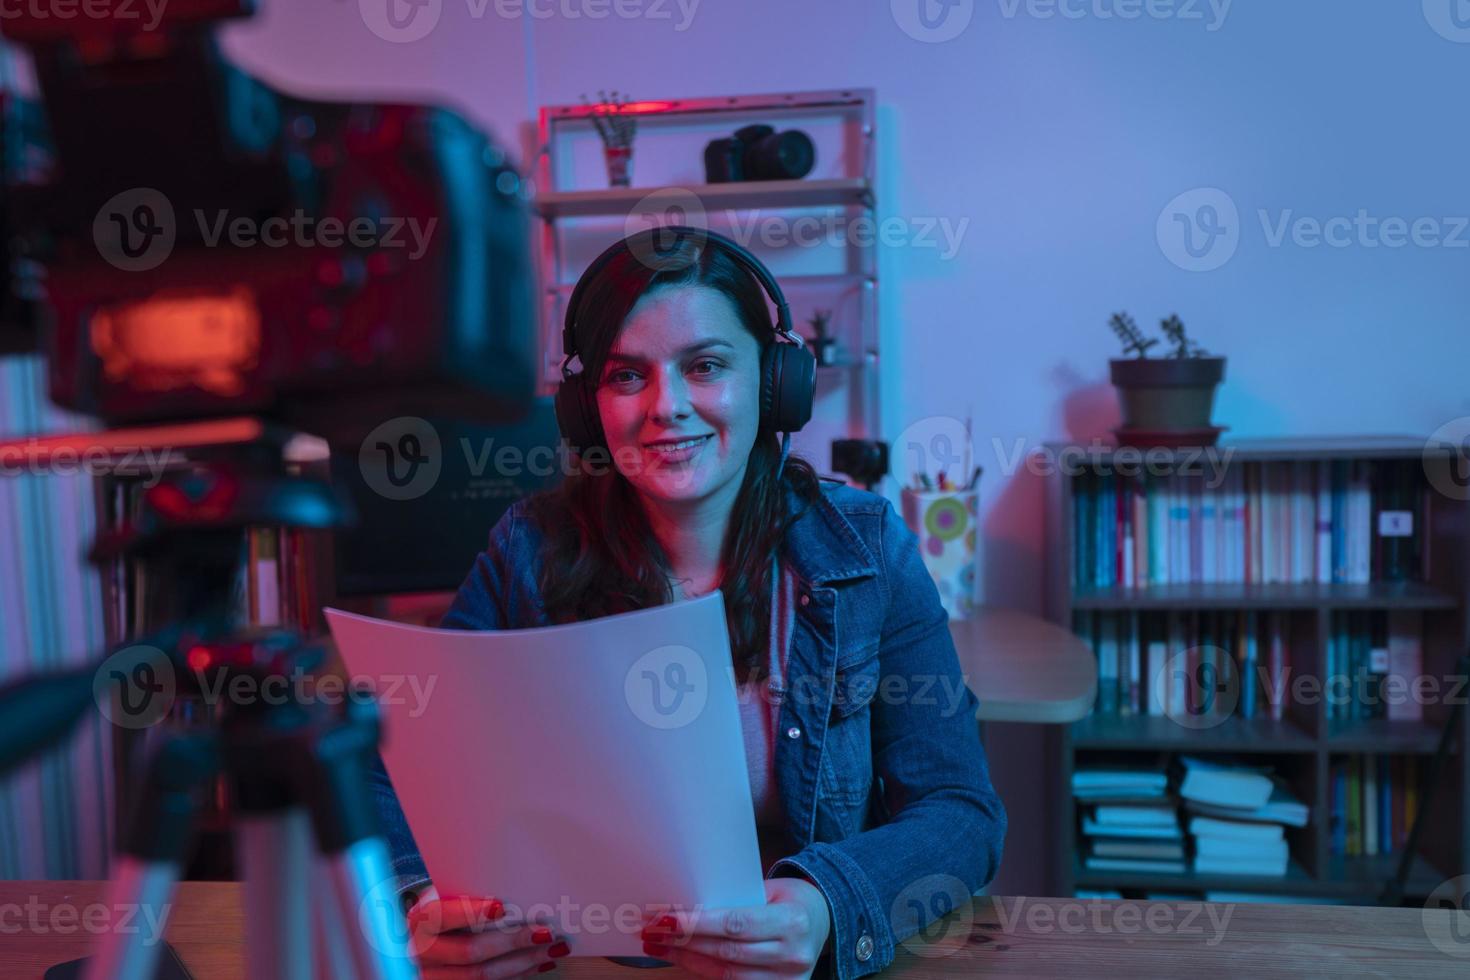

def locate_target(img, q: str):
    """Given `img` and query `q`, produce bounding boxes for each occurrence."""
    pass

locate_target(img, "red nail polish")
[532,927,553,945]
[537,962,556,973]
[644,942,670,957]
[548,942,571,959]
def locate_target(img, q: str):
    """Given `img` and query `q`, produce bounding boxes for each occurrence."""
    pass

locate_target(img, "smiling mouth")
[645,434,713,455]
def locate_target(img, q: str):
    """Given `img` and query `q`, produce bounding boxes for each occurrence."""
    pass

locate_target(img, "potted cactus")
[1108,312,1226,445]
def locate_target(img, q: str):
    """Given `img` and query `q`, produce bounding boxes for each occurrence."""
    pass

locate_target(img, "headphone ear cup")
[759,342,778,431]
[760,341,816,434]
[554,374,604,454]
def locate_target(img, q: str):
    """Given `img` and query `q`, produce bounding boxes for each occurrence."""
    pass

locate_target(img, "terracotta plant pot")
[1109,356,1225,431]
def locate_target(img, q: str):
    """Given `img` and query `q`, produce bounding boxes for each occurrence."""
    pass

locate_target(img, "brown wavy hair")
[524,235,823,685]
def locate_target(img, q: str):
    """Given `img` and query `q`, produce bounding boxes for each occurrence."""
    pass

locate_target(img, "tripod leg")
[313,851,360,978]
[323,835,421,980]
[83,858,184,980]
[236,808,315,980]
[306,693,420,980]
[83,734,218,980]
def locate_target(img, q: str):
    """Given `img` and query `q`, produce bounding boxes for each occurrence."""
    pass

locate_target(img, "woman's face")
[596,284,763,507]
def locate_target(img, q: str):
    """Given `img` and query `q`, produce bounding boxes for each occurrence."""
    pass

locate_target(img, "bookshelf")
[1043,437,1470,902]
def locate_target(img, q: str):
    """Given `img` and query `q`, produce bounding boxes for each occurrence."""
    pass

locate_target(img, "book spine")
[1331,460,1346,583]
[1380,756,1393,856]
[1330,760,1346,856]
[1121,475,1134,589]
[1242,609,1258,719]
[1347,755,1361,857]
[1316,460,1332,584]
[1364,753,1378,857]
[1267,612,1286,722]
[1135,474,1149,587]
[1129,611,1142,715]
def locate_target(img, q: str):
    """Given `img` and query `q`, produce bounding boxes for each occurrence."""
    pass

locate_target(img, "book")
[1179,756,1275,810]
[1085,856,1187,875]
[1386,610,1424,722]
[1182,784,1310,828]
[1090,839,1187,861]
[1081,818,1183,841]
[1092,804,1178,827]
[1194,836,1289,863]
[1188,816,1285,843]
[1194,853,1288,877]
[1072,767,1169,793]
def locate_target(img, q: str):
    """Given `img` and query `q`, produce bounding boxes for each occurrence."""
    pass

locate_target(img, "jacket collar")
[780,478,879,587]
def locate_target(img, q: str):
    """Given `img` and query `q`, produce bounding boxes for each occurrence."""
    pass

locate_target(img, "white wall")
[221,0,1470,896]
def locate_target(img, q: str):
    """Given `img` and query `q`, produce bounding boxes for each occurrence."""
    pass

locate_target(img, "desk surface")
[7,883,1463,979]
[951,609,1096,724]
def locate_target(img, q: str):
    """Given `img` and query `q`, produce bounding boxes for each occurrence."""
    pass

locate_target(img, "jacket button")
[799,593,810,606]
[855,935,873,961]
[786,726,802,739]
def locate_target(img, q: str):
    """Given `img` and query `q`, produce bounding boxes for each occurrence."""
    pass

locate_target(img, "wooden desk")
[9,884,1461,979]
[951,609,1096,724]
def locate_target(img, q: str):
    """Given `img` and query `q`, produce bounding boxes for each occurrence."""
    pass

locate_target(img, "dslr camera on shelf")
[703,123,816,183]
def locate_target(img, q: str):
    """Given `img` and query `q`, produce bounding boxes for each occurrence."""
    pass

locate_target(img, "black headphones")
[554,225,816,455]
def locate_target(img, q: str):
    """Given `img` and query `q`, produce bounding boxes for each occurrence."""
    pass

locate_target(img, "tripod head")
[0,422,356,776]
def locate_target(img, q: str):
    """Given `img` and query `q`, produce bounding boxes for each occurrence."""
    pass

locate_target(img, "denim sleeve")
[767,499,1008,980]
[367,503,523,901]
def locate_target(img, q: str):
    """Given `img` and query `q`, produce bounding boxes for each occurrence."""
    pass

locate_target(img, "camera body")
[703,123,815,183]
[1,0,537,446]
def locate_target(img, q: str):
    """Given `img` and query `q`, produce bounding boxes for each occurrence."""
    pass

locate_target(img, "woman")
[370,229,1007,980]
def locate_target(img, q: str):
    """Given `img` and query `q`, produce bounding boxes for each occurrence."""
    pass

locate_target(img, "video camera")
[0,0,536,446]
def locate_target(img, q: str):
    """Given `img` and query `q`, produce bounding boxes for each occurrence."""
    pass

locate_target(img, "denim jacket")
[368,476,1007,980]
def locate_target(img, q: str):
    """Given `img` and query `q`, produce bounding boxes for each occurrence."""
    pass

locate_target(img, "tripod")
[1,447,420,980]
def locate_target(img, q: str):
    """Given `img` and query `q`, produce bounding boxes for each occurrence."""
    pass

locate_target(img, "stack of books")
[1074,765,1185,875]
[1179,756,1309,877]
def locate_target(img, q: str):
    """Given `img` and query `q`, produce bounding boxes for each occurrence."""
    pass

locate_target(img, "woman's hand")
[640,877,833,980]
[406,885,571,979]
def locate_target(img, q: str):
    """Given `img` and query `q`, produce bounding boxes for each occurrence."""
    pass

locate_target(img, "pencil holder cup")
[603,144,633,187]
[900,488,979,620]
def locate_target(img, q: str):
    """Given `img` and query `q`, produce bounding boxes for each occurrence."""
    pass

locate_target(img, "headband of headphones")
[559,225,802,376]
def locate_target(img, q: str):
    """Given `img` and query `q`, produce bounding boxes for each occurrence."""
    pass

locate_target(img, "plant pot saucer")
[1112,425,1227,448]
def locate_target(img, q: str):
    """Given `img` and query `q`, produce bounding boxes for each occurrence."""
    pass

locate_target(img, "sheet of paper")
[324,592,766,956]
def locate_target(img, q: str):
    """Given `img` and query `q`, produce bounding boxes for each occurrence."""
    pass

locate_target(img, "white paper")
[324,592,766,955]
